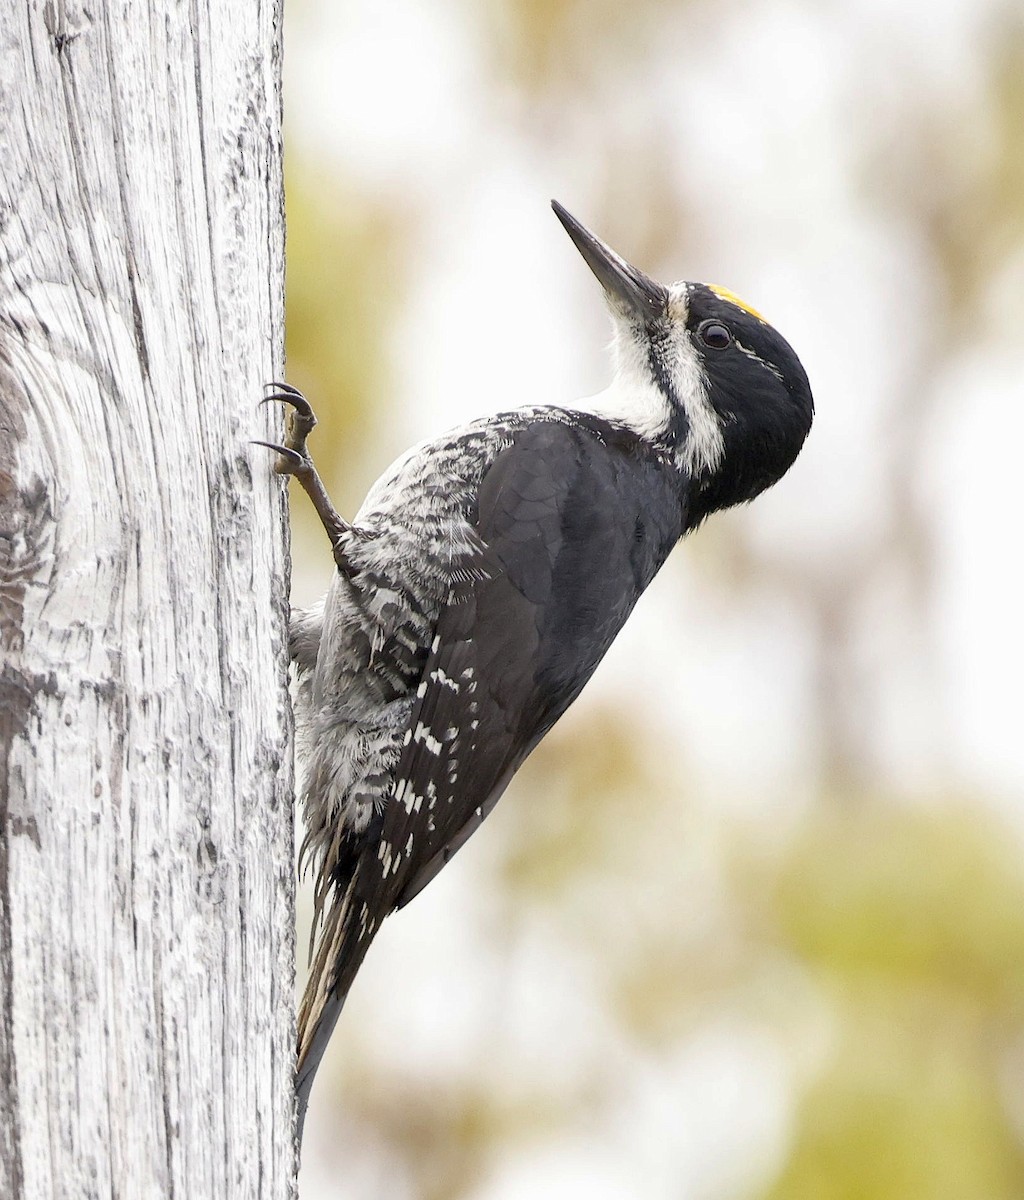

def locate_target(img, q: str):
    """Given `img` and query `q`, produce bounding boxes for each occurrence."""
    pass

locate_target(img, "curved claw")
[264,380,305,397]
[250,440,307,470]
[260,391,316,419]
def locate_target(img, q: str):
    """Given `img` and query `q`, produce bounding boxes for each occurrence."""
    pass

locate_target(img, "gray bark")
[0,0,295,1195]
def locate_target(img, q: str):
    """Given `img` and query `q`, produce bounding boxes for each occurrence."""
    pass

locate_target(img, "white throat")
[573,288,725,477]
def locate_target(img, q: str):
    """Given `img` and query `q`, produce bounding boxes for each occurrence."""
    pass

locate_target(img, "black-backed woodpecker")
[258,202,814,1138]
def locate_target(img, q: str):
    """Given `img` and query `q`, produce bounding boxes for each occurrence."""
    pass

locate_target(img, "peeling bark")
[0,0,294,1195]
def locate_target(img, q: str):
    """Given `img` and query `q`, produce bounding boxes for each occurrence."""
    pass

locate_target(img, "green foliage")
[863,26,1024,320]
[333,1067,569,1200]
[473,0,690,94]
[763,804,1024,1199]
[284,163,406,514]
[772,806,1024,1010]
[765,1012,1024,1200]
[498,711,670,903]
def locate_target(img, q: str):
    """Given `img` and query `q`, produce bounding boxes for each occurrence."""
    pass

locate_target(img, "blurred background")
[281,1,1024,1196]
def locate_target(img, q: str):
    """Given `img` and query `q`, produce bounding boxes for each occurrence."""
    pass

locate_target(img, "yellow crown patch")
[709,285,766,323]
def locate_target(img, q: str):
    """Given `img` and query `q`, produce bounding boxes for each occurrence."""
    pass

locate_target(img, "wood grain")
[0,0,295,1194]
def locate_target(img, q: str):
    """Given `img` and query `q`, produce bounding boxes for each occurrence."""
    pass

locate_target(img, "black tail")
[295,879,379,1145]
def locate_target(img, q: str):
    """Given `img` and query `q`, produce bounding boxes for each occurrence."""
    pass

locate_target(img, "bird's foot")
[255,383,351,550]
[255,381,319,476]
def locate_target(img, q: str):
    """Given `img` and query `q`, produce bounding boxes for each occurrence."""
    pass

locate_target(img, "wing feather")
[296,416,683,1124]
[376,419,683,909]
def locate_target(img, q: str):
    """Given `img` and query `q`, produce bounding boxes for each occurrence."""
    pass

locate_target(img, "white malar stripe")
[570,281,725,475]
[665,287,724,476]
[679,378,725,477]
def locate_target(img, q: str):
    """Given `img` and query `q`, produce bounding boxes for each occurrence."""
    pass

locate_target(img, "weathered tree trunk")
[0,0,295,1195]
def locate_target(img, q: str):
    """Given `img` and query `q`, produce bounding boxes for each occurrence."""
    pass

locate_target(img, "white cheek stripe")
[571,283,725,477]
[663,286,724,475]
[678,376,725,476]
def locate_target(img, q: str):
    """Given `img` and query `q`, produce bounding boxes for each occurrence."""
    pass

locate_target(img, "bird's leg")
[255,383,351,552]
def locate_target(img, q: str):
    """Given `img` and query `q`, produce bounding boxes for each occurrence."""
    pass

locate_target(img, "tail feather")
[296,878,379,1144]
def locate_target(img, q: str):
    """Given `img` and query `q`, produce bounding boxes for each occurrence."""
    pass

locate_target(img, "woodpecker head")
[552,201,813,525]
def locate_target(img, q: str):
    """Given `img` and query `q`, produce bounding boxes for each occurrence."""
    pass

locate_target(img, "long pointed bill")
[552,200,668,324]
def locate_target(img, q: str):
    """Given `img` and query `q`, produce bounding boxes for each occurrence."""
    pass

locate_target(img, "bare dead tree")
[0,0,295,1194]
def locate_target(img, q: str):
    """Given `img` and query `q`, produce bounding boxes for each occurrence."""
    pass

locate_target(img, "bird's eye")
[701,319,729,348]
[698,320,732,350]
